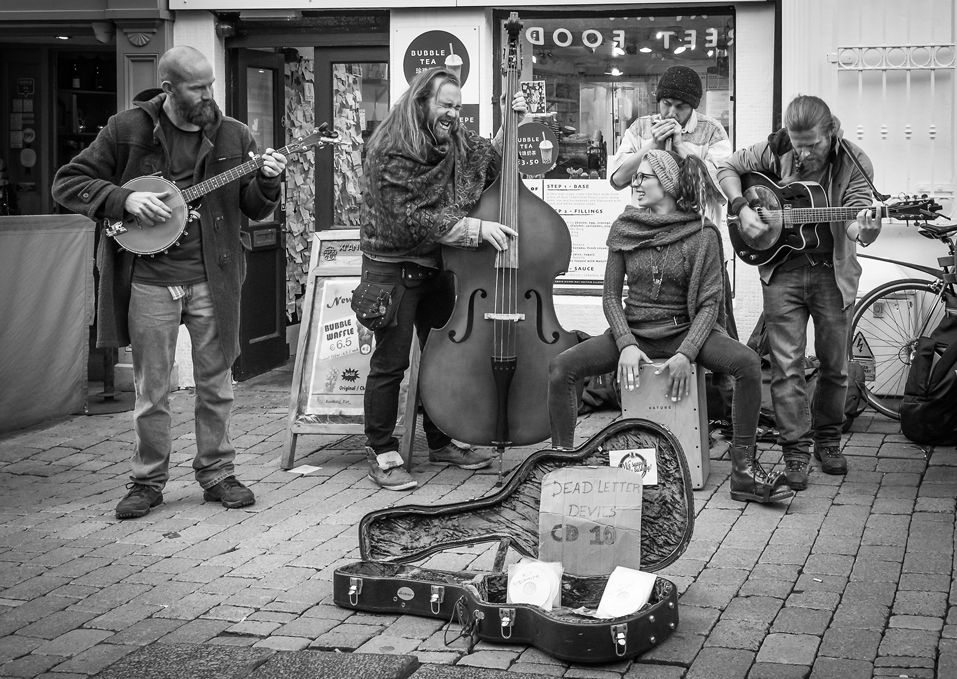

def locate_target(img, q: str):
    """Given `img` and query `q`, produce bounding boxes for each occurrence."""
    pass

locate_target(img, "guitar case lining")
[333,418,695,664]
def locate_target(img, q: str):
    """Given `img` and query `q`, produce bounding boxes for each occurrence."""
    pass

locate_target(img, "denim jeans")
[762,262,852,456]
[362,260,455,454]
[548,328,761,449]
[128,281,236,490]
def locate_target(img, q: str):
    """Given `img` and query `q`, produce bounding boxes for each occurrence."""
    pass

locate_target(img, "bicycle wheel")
[849,278,946,419]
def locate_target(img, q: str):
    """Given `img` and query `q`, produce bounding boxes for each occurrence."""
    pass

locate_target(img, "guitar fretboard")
[779,206,889,224]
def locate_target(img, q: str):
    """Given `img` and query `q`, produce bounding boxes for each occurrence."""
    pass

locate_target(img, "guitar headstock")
[887,195,945,222]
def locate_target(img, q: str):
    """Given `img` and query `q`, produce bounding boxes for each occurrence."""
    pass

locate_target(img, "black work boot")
[729,446,794,503]
[784,454,811,490]
[814,445,848,475]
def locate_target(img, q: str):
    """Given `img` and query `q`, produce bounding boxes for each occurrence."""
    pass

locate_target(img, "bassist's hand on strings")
[480,220,518,251]
[124,191,172,228]
[255,148,288,178]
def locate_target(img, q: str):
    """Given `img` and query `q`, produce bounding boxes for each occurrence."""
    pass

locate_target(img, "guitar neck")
[783,205,888,224]
[180,140,302,203]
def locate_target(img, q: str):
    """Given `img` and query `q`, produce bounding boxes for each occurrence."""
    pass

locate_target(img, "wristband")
[855,235,871,248]
[728,196,749,216]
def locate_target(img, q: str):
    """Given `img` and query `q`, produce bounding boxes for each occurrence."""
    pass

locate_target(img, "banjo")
[104,126,339,256]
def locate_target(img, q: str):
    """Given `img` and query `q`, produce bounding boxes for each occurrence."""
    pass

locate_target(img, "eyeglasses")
[631,172,659,187]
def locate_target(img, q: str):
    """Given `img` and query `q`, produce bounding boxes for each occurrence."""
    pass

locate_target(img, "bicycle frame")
[858,253,945,282]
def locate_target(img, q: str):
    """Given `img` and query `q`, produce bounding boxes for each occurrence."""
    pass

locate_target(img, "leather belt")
[363,256,438,281]
[629,315,690,330]
[776,252,832,272]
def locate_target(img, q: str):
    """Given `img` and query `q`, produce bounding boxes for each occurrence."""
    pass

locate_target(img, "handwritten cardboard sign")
[538,467,643,576]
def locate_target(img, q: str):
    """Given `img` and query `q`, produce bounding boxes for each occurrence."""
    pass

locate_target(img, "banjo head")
[113,176,188,255]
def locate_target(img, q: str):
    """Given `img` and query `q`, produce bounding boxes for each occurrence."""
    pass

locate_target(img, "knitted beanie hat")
[645,150,681,198]
[656,65,703,109]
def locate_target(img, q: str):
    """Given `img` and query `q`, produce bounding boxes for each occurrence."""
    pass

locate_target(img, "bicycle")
[849,218,957,419]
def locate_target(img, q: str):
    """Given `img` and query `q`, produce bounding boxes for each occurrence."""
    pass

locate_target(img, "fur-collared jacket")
[52,90,280,364]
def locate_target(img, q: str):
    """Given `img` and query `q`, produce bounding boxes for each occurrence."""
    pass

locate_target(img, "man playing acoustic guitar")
[717,95,882,490]
[53,46,287,519]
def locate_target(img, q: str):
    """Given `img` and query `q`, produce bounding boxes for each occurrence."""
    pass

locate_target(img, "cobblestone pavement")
[1,360,955,678]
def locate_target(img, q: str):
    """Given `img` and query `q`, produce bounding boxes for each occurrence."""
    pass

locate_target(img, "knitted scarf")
[606,205,705,252]
[360,129,498,258]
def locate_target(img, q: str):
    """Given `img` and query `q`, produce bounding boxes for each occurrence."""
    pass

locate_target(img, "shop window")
[503,11,734,180]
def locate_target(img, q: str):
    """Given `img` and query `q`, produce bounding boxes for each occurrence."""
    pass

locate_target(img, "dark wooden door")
[230,49,287,381]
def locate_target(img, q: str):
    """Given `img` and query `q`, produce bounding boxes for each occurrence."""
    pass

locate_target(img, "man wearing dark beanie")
[610,65,730,193]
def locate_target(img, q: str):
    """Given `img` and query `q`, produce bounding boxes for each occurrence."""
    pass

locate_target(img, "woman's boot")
[729,445,794,503]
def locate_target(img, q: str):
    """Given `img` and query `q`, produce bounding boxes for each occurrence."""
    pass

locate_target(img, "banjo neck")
[182,139,301,203]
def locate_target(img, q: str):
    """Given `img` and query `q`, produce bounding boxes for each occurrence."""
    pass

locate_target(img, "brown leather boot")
[729,446,794,504]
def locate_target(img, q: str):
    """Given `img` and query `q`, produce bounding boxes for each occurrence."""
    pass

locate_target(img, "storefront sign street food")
[524,25,733,52]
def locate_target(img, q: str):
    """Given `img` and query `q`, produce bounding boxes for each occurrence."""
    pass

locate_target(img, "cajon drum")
[620,362,709,488]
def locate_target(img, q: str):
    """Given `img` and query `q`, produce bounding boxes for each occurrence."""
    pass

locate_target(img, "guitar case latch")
[430,585,445,614]
[611,623,628,657]
[499,607,515,639]
[348,577,363,606]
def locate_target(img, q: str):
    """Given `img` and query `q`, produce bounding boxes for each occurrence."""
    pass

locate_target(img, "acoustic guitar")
[103,126,340,255]
[728,171,942,266]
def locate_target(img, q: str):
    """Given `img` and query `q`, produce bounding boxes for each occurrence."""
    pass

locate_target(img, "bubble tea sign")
[403,31,470,85]
[518,121,559,176]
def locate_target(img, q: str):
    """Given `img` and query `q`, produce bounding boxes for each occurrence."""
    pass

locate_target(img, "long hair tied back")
[645,149,722,220]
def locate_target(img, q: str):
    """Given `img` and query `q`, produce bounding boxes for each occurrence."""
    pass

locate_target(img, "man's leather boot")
[729,445,794,504]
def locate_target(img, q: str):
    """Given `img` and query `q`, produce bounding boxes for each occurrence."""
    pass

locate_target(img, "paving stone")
[639,629,705,666]
[770,607,832,635]
[817,627,881,661]
[0,652,63,677]
[888,615,943,631]
[721,597,782,625]
[702,619,765,652]
[156,619,232,645]
[684,647,754,679]
[91,642,274,678]
[50,642,137,675]
[452,649,520,670]
[16,609,98,639]
[624,663,686,679]
[33,628,114,656]
[105,618,187,646]
[872,667,935,677]
[310,624,382,652]
[873,654,936,668]
[755,634,819,666]
[808,657,873,679]
[892,590,948,617]
[411,664,543,678]
[746,663,809,679]
[877,628,940,658]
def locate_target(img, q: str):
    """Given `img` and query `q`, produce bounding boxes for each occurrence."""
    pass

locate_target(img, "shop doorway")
[313,47,390,231]
[230,49,287,381]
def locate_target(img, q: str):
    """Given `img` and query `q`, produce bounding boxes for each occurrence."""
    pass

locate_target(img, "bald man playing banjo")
[53,46,287,519]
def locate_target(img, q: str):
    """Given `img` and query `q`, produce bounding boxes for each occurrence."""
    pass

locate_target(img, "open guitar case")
[333,418,695,664]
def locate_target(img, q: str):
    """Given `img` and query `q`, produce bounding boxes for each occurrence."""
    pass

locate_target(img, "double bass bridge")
[484,313,525,322]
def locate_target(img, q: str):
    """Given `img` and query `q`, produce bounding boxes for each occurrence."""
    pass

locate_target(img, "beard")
[171,93,220,128]
[794,153,827,177]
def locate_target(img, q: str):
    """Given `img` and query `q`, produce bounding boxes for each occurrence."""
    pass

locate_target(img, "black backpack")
[900,315,957,446]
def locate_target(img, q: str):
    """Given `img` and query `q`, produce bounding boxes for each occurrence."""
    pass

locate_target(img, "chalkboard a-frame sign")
[282,230,418,470]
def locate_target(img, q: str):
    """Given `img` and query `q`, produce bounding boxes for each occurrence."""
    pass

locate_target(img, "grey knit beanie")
[655,66,703,109]
[645,150,681,198]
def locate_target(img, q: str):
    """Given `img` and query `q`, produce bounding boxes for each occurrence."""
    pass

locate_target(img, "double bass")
[419,13,578,455]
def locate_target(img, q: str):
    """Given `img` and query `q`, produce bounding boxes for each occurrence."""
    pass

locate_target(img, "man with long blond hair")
[718,95,883,490]
[354,67,525,490]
